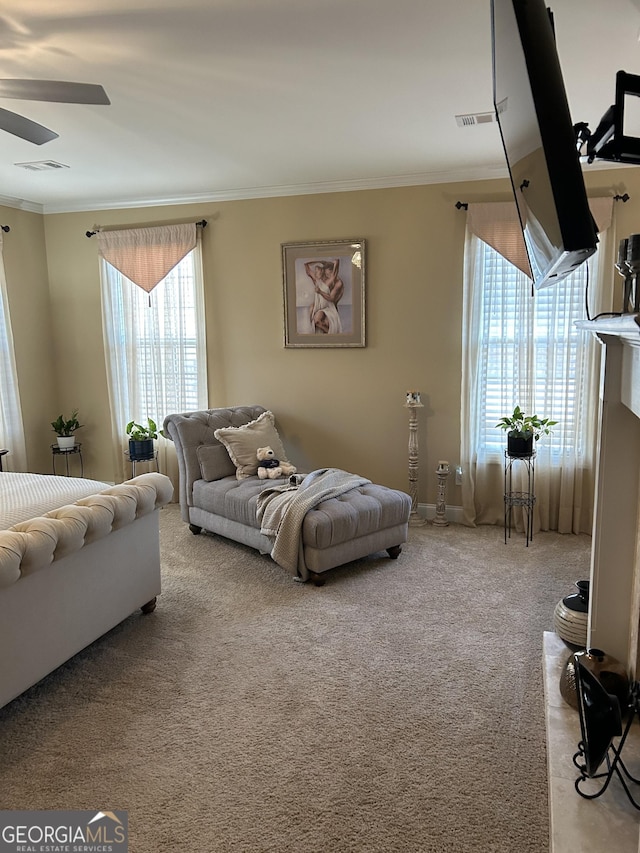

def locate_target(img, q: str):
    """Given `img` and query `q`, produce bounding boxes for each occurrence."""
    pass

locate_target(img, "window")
[475,240,594,461]
[0,234,27,470]
[100,240,207,480]
[460,198,613,532]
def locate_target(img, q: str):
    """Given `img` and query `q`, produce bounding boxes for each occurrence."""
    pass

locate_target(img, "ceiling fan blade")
[0,107,58,145]
[0,79,110,105]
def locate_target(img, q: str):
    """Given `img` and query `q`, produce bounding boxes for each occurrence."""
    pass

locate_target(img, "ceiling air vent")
[14,160,70,171]
[455,111,496,127]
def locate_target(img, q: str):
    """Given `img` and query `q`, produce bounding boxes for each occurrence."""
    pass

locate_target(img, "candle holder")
[432,461,450,527]
[405,391,426,527]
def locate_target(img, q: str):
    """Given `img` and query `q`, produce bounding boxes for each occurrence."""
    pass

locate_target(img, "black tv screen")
[491,0,598,289]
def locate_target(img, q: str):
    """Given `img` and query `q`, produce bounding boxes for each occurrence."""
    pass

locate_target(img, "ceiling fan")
[0,79,110,145]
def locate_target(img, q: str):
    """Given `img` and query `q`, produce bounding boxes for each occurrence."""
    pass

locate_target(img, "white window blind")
[476,239,593,460]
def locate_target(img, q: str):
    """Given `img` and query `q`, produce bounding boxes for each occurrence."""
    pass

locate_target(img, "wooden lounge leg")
[189,523,202,535]
[308,571,326,587]
[387,545,402,559]
[141,597,157,614]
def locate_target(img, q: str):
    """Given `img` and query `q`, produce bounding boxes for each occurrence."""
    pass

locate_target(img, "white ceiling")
[0,0,638,214]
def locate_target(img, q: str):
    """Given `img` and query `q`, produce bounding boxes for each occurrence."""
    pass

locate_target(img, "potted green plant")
[51,409,83,449]
[495,405,557,457]
[126,418,160,461]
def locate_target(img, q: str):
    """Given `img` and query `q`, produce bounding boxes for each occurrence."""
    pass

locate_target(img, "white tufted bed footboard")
[0,472,173,709]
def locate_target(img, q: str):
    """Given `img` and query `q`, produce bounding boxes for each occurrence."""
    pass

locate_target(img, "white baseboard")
[416,503,465,524]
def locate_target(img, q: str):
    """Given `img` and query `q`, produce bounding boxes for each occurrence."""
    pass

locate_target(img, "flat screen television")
[490,0,598,289]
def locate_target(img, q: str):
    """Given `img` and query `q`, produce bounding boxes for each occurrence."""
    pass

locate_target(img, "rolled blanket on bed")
[256,467,370,577]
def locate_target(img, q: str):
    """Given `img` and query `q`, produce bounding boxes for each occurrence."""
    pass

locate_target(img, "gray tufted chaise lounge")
[163,405,411,583]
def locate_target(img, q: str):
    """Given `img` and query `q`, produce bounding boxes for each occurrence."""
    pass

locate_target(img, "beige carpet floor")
[1,505,591,852]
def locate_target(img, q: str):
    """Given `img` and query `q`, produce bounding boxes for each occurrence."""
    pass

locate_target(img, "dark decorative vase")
[507,432,534,457]
[559,647,630,712]
[553,579,589,648]
[128,438,155,461]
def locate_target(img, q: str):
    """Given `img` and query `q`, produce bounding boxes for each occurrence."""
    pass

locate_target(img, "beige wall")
[5,165,640,503]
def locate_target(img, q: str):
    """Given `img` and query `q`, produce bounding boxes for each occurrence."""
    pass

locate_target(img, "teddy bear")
[256,446,297,480]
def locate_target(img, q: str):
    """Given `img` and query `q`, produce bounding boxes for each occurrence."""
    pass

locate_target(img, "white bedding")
[0,472,111,530]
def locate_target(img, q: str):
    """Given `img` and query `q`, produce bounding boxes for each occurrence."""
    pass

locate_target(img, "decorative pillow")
[214,411,292,480]
[196,444,236,482]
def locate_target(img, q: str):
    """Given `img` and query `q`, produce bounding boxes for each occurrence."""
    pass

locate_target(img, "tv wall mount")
[575,70,640,165]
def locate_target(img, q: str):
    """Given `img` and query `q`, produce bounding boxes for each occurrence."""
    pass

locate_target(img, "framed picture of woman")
[281,238,366,348]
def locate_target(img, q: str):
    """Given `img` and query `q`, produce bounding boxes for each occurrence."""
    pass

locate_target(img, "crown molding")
[0,193,44,214]
[29,165,510,215]
[1,158,631,216]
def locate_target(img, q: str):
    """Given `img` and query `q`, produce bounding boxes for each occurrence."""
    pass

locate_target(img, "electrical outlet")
[455,465,463,485]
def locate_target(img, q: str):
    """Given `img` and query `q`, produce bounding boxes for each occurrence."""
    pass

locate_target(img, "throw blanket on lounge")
[0,472,111,530]
[256,468,370,578]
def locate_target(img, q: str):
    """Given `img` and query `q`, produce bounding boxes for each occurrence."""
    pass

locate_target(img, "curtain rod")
[455,193,631,209]
[85,219,207,238]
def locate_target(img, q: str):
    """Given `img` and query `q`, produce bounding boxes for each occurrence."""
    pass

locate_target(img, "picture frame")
[281,238,366,348]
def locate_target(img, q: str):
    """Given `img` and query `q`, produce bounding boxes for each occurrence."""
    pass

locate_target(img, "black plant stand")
[51,443,84,477]
[125,450,159,478]
[504,449,536,546]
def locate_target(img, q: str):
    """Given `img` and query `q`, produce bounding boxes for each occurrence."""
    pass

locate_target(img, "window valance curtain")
[467,202,531,277]
[466,197,614,278]
[97,223,197,294]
